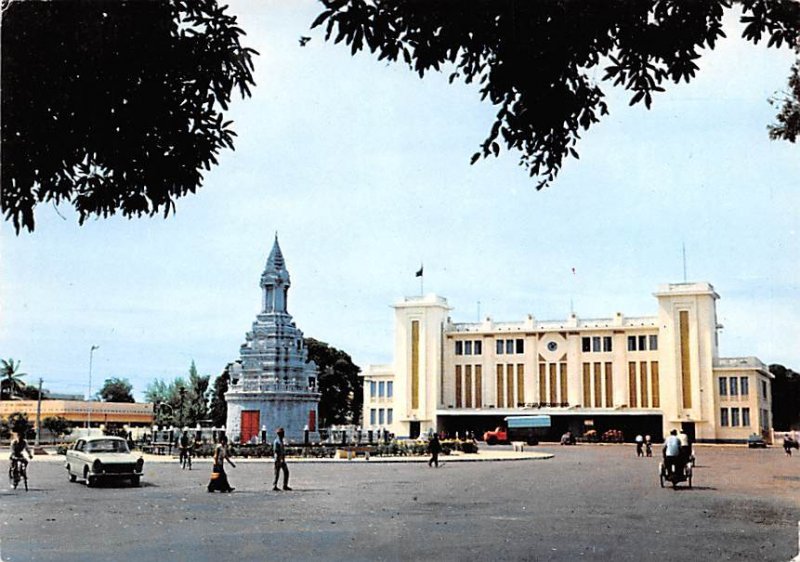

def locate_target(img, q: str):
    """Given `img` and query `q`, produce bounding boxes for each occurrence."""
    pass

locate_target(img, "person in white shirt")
[677,430,691,466]
[662,430,682,476]
[634,434,644,457]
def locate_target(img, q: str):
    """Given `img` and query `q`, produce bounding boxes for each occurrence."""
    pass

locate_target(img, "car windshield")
[85,439,129,454]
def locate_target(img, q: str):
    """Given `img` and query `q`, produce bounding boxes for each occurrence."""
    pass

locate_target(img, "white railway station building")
[362,282,773,443]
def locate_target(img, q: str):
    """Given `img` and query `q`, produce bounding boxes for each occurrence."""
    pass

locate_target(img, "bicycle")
[9,457,28,491]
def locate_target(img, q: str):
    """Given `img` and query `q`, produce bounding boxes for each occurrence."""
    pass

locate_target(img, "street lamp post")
[87,345,99,430]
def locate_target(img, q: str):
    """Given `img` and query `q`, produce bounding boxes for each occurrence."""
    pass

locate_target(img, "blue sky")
[2,2,798,400]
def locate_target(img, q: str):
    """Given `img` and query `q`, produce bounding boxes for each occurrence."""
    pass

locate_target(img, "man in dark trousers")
[428,433,442,468]
[272,427,291,491]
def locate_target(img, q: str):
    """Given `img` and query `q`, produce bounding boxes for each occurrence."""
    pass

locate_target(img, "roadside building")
[362,282,772,443]
[0,400,154,429]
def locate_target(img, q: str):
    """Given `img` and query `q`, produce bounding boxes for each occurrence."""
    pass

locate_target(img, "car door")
[67,439,84,474]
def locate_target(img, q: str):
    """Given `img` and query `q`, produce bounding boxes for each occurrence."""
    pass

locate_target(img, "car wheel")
[84,467,95,487]
[486,437,497,446]
[66,465,77,482]
[130,476,140,487]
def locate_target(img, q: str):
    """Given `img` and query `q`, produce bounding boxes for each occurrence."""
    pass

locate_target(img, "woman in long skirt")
[207,434,236,492]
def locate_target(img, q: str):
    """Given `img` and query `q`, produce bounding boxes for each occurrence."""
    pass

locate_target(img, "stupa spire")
[261,234,291,313]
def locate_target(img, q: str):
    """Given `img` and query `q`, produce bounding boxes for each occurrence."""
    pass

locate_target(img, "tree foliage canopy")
[305,338,362,427]
[98,377,135,403]
[42,415,72,443]
[313,0,799,189]
[1,358,27,400]
[2,0,257,233]
[145,361,212,426]
[769,364,800,430]
[208,364,231,428]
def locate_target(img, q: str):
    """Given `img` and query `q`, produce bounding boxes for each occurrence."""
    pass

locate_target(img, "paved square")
[2,444,798,561]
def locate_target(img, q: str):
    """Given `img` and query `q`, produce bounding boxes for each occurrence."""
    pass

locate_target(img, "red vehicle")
[483,427,509,445]
[483,416,550,445]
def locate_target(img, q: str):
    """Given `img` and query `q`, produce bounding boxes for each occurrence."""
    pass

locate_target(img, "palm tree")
[1,358,27,400]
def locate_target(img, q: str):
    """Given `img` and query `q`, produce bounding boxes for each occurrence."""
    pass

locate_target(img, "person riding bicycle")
[662,429,682,477]
[9,432,33,471]
[178,429,193,470]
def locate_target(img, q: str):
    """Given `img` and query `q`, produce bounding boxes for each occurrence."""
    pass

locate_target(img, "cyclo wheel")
[659,474,665,488]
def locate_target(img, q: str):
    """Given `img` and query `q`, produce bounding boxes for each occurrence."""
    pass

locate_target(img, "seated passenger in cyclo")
[662,429,683,476]
[9,432,34,470]
[678,429,692,466]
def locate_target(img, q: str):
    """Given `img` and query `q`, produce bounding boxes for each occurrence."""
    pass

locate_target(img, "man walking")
[272,427,291,491]
[428,433,442,468]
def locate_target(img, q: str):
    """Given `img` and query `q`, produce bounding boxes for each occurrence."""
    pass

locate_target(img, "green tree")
[769,364,800,430]
[305,338,362,427]
[187,361,211,427]
[769,60,800,143]
[1,358,27,400]
[145,376,187,426]
[2,0,257,233]
[6,412,32,438]
[208,364,232,428]
[313,0,799,190]
[97,377,135,403]
[42,416,72,444]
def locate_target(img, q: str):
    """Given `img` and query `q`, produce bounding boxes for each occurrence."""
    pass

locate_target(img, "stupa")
[225,236,321,443]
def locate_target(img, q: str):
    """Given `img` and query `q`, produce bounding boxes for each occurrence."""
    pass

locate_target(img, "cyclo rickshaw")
[659,455,693,489]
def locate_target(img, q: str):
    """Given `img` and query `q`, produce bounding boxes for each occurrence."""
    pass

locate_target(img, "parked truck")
[483,415,551,445]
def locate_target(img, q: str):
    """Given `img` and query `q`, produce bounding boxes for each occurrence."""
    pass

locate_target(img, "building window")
[719,377,727,396]
[628,336,636,351]
[465,341,473,355]
[370,381,376,398]
[603,336,612,352]
[370,409,376,425]
[638,335,646,351]
[465,365,473,409]
[761,380,767,398]
[720,408,728,426]
[582,337,591,352]
[455,341,463,355]
[475,365,483,408]
[740,377,749,396]
[474,340,482,355]
[506,339,514,354]
[592,337,601,353]
[742,407,750,427]
[378,381,385,398]
[649,335,658,351]
[387,381,393,398]
[379,409,385,425]
[496,339,504,355]
[455,366,463,409]
[731,407,740,427]
[515,339,524,354]
[729,377,738,396]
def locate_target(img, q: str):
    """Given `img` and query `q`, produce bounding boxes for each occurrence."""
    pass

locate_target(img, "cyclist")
[178,429,192,470]
[9,431,33,475]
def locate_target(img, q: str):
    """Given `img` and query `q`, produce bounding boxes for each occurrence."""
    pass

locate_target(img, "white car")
[65,436,144,487]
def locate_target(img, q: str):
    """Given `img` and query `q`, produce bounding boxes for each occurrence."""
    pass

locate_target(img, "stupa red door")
[241,410,260,443]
